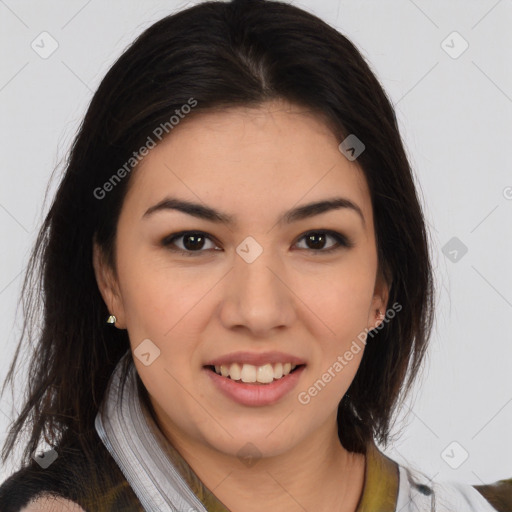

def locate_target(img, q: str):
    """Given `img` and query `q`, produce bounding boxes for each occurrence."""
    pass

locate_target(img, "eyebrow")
[143,196,365,227]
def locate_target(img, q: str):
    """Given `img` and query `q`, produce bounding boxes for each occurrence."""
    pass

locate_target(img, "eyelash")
[161,230,354,257]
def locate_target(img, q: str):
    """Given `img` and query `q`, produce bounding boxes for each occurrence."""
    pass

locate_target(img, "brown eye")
[162,231,219,256]
[295,230,353,254]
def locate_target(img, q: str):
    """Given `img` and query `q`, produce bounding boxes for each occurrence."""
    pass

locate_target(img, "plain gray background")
[1,0,511,485]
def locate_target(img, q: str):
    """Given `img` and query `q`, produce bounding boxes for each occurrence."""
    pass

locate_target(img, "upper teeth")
[213,363,298,383]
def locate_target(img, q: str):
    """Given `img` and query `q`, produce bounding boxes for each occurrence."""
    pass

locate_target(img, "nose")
[218,248,296,337]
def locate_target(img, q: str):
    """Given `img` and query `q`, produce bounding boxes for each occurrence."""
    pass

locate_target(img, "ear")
[367,268,391,330]
[92,240,126,329]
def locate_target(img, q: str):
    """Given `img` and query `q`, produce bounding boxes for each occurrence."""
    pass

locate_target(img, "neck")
[157,413,366,512]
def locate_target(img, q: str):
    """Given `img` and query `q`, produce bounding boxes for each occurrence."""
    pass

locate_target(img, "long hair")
[2,0,435,466]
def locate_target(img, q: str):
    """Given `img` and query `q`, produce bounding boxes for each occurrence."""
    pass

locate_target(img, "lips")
[205,364,306,406]
[203,351,306,406]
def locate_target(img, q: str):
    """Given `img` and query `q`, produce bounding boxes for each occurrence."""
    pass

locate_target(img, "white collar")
[95,352,208,512]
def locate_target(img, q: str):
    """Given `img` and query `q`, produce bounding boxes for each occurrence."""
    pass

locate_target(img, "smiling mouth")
[205,363,305,384]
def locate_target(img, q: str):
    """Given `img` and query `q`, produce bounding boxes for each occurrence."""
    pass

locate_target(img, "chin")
[194,419,305,460]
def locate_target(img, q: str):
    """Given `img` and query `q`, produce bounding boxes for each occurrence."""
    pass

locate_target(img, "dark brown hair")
[2,0,434,467]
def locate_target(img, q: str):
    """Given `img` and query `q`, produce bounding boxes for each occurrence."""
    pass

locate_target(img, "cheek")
[116,247,210,338]
[297,256,375,393]
[299,258,376,333]
[296,347,363,427]
[116,266,215,402]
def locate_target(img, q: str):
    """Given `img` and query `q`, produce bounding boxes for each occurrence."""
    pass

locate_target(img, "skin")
[22,496,85,511]
[94,99,389,512]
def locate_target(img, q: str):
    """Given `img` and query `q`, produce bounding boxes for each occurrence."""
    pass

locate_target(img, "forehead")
[123,100,373,229]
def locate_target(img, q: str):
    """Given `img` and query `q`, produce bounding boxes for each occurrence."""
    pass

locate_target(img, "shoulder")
[0,464,80,512]
[0,431,143,512]
[0,453,82,512]
[20,495,85,512]
[474,478,512,512]
[397,464,511,511]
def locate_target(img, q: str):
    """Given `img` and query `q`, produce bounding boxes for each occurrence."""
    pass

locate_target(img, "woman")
[0,0,510,510]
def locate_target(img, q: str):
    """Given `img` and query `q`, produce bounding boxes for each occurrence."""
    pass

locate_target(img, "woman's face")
[94,100,388,459]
